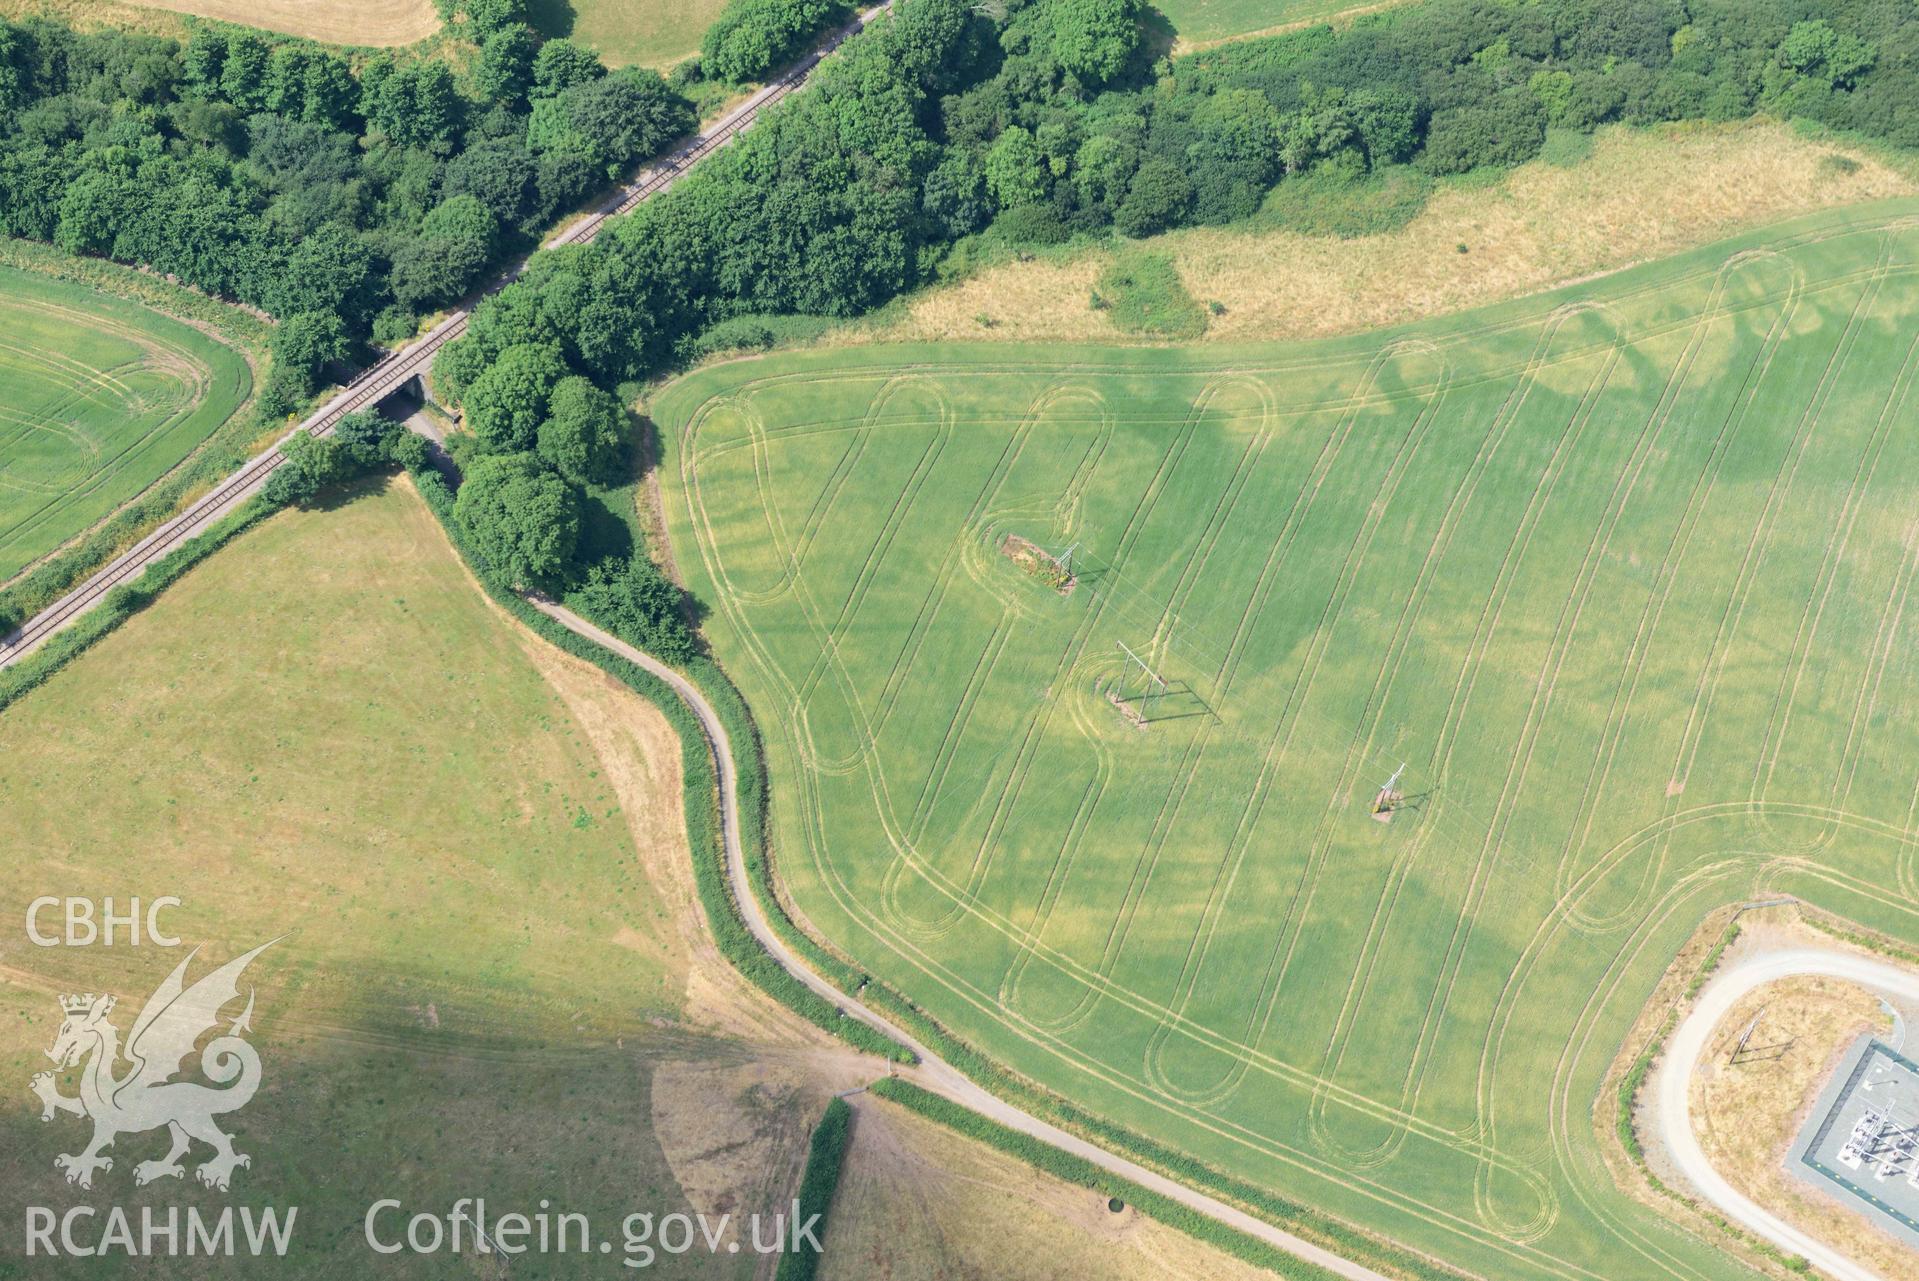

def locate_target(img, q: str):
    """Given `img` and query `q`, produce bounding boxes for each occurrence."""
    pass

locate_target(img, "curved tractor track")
[0,2,888,671]
[528,599,1393,1281]
[0,13,1394,1279]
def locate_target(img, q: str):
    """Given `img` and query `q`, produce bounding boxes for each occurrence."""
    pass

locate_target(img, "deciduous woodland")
[0,10,692,413]
[422,0,1919,657]
[12,0,1919,785]
[441,0,1919,413]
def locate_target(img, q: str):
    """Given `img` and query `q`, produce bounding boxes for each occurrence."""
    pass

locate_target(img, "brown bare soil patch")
[1001,533,1077,594]
[867,122,1914,348]
[651,1052,870,1244]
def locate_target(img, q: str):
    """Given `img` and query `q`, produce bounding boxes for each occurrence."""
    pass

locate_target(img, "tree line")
[427,0,1919,665]
[436,0,1919,409]
[0,5,693,416]
[13,0,1918,674]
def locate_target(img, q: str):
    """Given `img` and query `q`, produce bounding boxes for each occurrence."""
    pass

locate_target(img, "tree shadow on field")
[0,1006,737,1279]
[629,409,663,481]
[305,471,395,514]
[525,0,576,41]
[1140,6,1179,63]
[575,489,637,566]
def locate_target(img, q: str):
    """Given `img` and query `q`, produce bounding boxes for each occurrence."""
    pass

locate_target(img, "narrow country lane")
[527,598,1394,1281]
[2,6,1383,1270]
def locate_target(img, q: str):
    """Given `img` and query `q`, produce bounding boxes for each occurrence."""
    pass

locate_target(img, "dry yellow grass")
[565,0,729,69]
[867,121,1916,349]
[1172,0,1415,55]
[1691,976,1915,1280]
[0,0,185,37]
[128,0,439,45]
[0,0,438,44]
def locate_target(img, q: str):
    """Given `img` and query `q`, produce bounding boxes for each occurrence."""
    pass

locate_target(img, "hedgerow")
[0,239,284,640]
[656,520,1464,1280]
[704,684,1462,1281]
[0,13,692,412]
[0,427,914,1071]
[409,468,915,1063]
[775,1096,853,1281]
[437,0,1919,431]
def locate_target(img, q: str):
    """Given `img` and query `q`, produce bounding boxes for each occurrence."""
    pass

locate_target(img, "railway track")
[0,2,889,671]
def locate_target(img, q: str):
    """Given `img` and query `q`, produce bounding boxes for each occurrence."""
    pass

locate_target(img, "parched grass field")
[657,199,1919,1280]
[0,267,250,585]
[0,481,768,1276]
[126,0,439,45]
[825,1093,1275,1281]
[873,122,1914,349]
[1690,971,1905,1278]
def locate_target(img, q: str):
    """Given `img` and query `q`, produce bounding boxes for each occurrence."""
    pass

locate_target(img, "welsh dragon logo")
[30,940,276,1191]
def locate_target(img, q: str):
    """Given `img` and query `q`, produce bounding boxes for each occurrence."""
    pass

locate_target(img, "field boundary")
[404,470,915,1063]
[871,1076,1365,1279]
[0,239,278,635]
[431,468,1462,1280]
[648,201,1919,1281]
[776,1096,852,1281]
[0,500,270,715]
[672,444,1473,1280]
[661,373,1491,1277]
[0,454,1450,1280]
[0,458,914,1071]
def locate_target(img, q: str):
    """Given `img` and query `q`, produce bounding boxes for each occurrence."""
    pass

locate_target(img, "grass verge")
[0,500,270,715]
[1605,906,1813,1280]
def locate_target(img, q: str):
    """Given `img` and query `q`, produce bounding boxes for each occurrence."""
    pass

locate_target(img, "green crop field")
[0,266,250,584]
[656,200,1919,1280]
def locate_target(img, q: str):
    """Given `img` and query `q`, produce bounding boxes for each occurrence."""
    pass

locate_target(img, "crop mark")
[1140,342,1453,1108]
[665,214,1919,1281]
